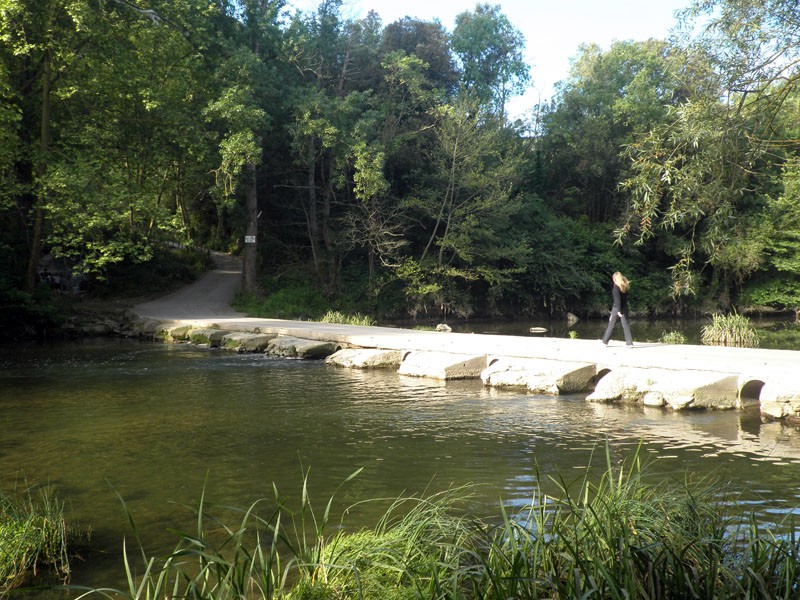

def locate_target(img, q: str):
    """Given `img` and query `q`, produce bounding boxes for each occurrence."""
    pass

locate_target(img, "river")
[3,335,800,595]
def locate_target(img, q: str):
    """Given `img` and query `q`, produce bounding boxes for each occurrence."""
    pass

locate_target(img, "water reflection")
[2,338,800,592]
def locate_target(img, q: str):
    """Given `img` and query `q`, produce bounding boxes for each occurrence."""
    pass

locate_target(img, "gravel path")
[132,251,245,322]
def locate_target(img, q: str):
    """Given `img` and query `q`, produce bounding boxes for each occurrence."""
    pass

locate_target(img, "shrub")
[317,310,376,326]
[701,312,760,348]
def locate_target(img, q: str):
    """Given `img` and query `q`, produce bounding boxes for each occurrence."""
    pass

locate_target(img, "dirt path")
[132,251,245,322]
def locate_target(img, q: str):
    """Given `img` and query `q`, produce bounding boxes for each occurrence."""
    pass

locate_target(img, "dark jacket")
[611,284,629,315]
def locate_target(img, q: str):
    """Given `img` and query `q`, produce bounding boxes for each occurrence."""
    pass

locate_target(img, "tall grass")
[71,445,800,599]
[0,485,71,594]
[701,312,760,348]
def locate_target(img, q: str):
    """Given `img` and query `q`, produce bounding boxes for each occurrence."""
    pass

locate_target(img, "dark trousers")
[602,312,633,345]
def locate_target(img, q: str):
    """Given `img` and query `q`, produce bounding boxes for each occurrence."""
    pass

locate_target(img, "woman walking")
[601,271,633,347]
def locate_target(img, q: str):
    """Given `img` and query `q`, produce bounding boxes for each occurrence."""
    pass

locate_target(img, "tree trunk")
[307,135,323,282]
[242,163,258,294]
[322,152,336,293]
[24,50,52,293]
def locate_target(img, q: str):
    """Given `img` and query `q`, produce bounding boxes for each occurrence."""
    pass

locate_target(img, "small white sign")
[244,235,256,244]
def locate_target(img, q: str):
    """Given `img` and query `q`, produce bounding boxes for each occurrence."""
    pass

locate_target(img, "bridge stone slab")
[189,328,230,347]
[266,336,338,359]
[398,351,487,380]
[588,368,740,410]
[481,358,595,394]
[221,332,275,353]
[759,381,800,420]
[326,348,404,369]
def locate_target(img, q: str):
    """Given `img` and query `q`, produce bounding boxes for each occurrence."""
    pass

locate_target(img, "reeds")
[701,312,760,348]
[0,484,71,594]
[70,445,800,599]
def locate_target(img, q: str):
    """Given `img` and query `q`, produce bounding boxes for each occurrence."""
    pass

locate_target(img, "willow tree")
[617,0,800,300]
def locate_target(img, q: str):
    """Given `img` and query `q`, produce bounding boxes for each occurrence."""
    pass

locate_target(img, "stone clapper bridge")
[131,252,800,422]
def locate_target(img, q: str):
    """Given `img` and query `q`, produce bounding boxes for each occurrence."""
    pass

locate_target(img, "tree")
[538,40,677,223]
[0,0,251,288]
[616,0,800,299]
[451,3,529,119]
[0,0,100,290]
[381,17,458,96]
[400,94,528,316]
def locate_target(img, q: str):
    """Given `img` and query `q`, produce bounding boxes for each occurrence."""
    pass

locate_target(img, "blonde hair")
[612,271,630,293]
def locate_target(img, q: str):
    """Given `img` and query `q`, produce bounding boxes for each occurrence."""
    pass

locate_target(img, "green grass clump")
[73,444,800,599]
[317,310,376,326]
[701,312,760,348]
[0,485,71,594]
[660,330,687,344]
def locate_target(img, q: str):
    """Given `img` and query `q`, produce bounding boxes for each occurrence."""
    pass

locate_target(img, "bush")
[660,330,687,344]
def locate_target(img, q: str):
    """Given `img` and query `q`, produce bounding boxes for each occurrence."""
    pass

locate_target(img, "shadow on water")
[2,336,800,594]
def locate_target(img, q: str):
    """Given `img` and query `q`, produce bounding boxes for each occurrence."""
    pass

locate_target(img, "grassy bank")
[0,485,71,594]
[59,444,800,599]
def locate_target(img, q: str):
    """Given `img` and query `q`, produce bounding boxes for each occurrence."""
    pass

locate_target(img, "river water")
[3,336,800,595]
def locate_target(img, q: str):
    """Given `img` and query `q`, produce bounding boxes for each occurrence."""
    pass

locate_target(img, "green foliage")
[317,310,375,326]
[234,285,328,320]
[0,485,70,594]
[739,158,800,311]
[451,3,530,117]
[507,213,618,315]
[701,312,760,348]
[740,276,800,311]
[9,0,800,321]
[619,97,762,297]
[660,330,687,344]
[86,246,212,299]
[540,39,675,223]
[0,283,64,338]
